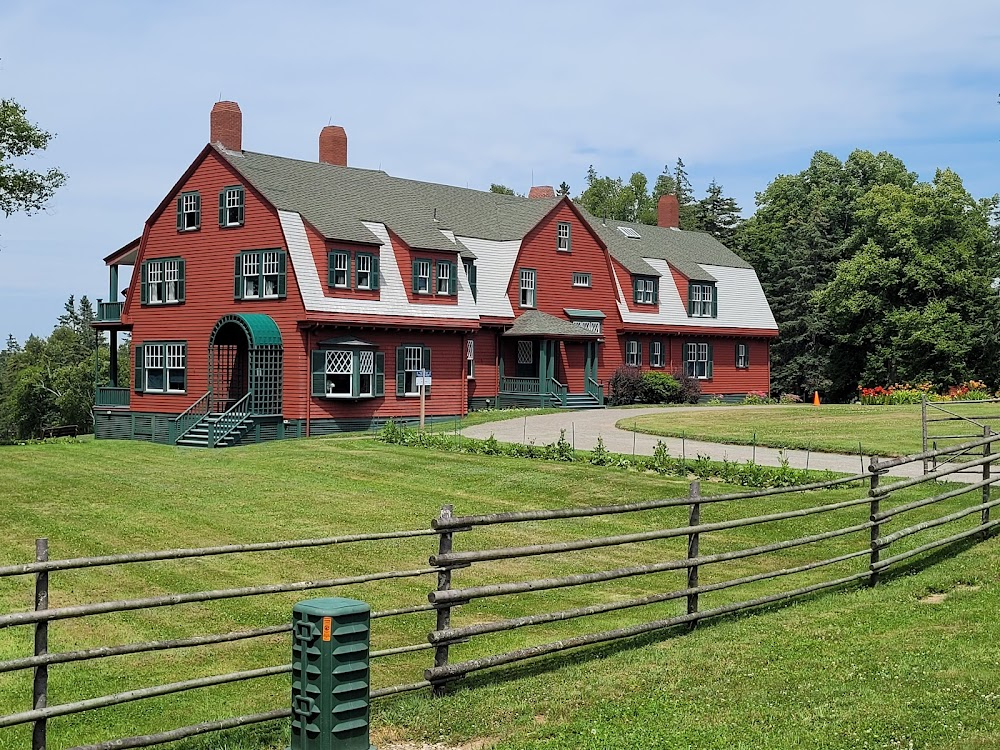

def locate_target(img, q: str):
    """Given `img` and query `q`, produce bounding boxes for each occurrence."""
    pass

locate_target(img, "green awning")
[214,313,283,347]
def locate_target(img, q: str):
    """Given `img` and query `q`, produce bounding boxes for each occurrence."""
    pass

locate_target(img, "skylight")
[617,226,641,239]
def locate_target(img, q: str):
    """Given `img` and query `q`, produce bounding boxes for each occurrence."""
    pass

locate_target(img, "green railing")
[94,386,130,408]
[96,299,124,323]
[501,377,541,394]
[170,391,211,445]
[209,392,253,447]
[586,377,605,405]
[550,378,568,407]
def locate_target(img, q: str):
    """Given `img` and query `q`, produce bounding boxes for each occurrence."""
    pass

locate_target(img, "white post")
[420,383,426,430]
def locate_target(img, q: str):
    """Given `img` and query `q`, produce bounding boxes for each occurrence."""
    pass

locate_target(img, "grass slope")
[622,403,1000,457]
[0,438,996,750]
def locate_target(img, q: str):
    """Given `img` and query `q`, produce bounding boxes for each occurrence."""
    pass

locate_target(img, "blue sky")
[1,0,998,344]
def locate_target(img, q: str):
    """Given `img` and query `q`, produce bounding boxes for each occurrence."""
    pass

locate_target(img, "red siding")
[667,337,771,395]
[390,230,460,306]
[613,258,661,316]
[467,329,499,400]
[669,264,689,311]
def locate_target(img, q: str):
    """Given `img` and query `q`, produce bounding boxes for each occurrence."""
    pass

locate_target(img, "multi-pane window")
[574,320,601,334]
[357,254,372,289]
[142,258,185,306]
[331,251,349,288]
[689,283,716,317]
[519,268,536,308]
[650,340,663,367]
[400,345,428,396]
[311,346,384,399]
[137,342,186,393]
[572,272,591,288]
[736,343,750,369]
[147,262,163,304]
[164,260,180,302]
[437,261,451,295]
[467,339,475,379]
[685,342,713,379]
[177,191,200,231]
[464,261,478,301]
[518,340,533,365]
[235,250,286,300]
[626,340,641,367]
[414,259,431,294]
[634,277,657,305]
[220,186,245,227]
[557,222,572,252]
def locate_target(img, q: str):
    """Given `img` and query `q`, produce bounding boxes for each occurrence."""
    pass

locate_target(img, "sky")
[1,0,999,344]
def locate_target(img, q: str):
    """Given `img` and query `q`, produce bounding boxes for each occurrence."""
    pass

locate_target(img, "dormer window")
[413,259,431,294]
[633,276,658,305]
[557,222,571,252]
[689,282,717,318]
[219,185,245,227]
[177,191,200,231]
[437,260,455,295]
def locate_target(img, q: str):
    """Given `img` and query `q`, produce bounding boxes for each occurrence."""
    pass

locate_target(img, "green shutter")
[236,187,245,225]
[744,343,749,367]
[277,252,287,298]
[176,197,184,232]
[311,350,326,397]
[467,263,477,300]
[374,352,385,396]
[140,262,148,304]
[395,347,406,396]
[177,259,186,302]
[422,347,431,396]
[193,193,201,228]
[687,284,695,316]
[234,254,242,298]
[181,343,187,392]
[411,261,419,293]
[371,255,380,290]
[707,344,714,378]
[448,261,457,295]
[327,251,336,287]
[711,285,718,318]
[633,278,640,304]
[219,190,226,226]
[653,278,660,304]
[257,251,265,298]
[134,344,144,393]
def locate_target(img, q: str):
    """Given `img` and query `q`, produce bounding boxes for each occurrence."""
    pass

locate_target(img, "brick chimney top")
[658,194,679,228]
[528,186,555,199]
[210,101,242,152]
[319,125,348,166]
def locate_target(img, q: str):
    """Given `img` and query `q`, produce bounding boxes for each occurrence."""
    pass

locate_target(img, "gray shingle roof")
[502,310,601,338]
[216,145,752,280]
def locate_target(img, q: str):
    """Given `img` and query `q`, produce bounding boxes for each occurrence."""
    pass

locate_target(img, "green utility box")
[291,597,375,750]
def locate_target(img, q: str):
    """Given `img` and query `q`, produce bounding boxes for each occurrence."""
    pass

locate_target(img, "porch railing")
[95,299,124,323]
[208,392,253,447]
[550,378,568,407]
[586,377,604,405]
[169,391,211,445]
[501,377,541,395]
[94,386,130,409]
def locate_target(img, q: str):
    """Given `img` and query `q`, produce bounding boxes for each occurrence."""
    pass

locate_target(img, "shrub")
[674,369,702,404]
[779,393,803,404]
[640,372,682,404]
[608,366,643,406]
[742,390,777,405]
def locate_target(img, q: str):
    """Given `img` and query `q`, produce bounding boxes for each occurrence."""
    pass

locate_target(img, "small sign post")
[416,370,432,429]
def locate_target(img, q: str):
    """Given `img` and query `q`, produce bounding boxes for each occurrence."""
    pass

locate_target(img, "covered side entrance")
[172,313,283,448]
[497,310,604,409]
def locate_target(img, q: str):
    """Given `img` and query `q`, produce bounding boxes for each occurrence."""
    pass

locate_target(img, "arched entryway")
[208,313,283,416]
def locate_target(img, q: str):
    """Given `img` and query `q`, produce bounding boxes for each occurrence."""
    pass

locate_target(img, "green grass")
[0,438,997,749]
[621,403,1000,457]
[426,407,565,433]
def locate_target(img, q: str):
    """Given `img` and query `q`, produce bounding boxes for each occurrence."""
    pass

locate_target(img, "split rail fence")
[922,395,1000,473]
[1,435,999,748]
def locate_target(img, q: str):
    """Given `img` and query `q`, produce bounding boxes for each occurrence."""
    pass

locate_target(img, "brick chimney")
[210,101,242,151]
[658,194,679,228]
[319,125,348,166]
[528,186,555,199]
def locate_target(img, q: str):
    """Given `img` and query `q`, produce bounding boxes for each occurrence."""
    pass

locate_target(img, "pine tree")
[694,180,742,246]
[557,181,571,197]
[673,158,698,229]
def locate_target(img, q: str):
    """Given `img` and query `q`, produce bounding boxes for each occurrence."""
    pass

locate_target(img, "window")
[219,186,245,227]
[356,253,379,290]
[396,345,431,396]
[689,282,717,318]
[437,260,452,295]
[572,272,591,288]
[685,342,714,379]
[650,339,663,368]
[633,276,658,305]
[311,346,385,399]
[464,261,478,301]
[574,320,601,334]
[177,191,200,231]
[626,339,641,367]
[467,338,475,379]
[557,222,572,252]
[517,340,533,365]
[330,251,349,288]
[234,250,287,300]
[413,259,431,294]
[134,342,186,394]
[617,226,641,239]
[141,258,185,305]
[736,343,750,369]
[519,268,536,308]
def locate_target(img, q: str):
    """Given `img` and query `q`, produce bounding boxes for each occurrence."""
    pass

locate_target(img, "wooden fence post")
[33,538,48,750]
[432,505,454,698]
[983,426,993,538]
[921,396,928,475]
[686,481,701,630]
[868,463,881,588]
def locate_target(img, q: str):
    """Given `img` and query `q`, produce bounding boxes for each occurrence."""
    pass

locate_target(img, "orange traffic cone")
[813,391,821,406]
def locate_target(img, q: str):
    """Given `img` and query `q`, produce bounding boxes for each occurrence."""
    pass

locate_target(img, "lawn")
[622,402,1000,457]
[0,437,996,750]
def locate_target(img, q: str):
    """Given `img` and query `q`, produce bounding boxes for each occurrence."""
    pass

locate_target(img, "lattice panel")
[252,346,283,416]
[359,350,374,375]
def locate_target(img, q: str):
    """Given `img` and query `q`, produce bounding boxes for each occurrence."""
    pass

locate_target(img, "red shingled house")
[92,102,778,446]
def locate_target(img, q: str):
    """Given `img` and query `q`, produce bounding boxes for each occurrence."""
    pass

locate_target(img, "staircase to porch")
[498,376,605,410]
[562,392,604,409]
[175,413,255,448]
[171,391,255,448]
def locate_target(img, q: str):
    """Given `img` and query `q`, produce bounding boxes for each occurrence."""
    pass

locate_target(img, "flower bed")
[858,380,995,404]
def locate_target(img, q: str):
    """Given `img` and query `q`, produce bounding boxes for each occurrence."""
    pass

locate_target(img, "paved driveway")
[462,405,934,479]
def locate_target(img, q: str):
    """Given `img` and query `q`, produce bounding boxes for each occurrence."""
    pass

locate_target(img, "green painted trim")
[212,312,283,347]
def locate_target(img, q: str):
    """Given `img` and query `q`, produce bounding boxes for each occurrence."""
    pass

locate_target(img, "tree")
[489,183,516,196]
[0,98,67,218]
[557,181,571,197]
[673,158,697,229]
[694,180,742,246]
